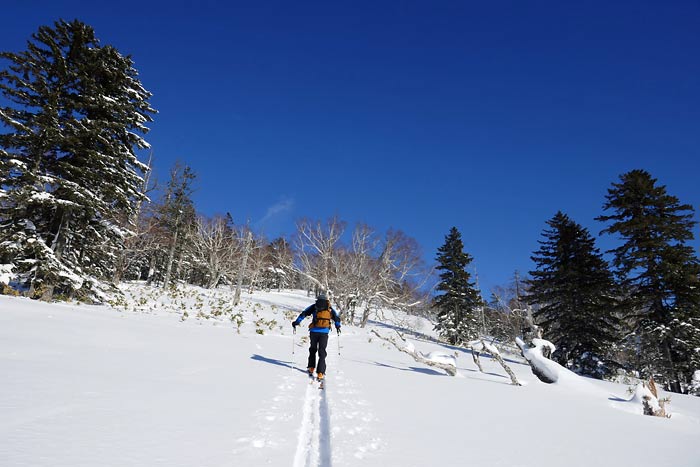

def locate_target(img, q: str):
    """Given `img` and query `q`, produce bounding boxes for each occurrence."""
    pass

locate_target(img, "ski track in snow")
[293,380,329,467]
[233,347,381,466]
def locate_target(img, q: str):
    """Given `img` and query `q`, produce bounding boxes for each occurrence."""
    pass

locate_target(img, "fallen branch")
[467,339,521,386]
[468,343,484,372]
[371,329,457,376]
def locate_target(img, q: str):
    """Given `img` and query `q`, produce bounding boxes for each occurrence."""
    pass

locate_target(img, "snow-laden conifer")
[597,169,700,393]
[526,211,620,378]
[0,19,155,300]
[432,227,483,345]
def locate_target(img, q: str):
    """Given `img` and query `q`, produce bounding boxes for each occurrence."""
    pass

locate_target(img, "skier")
[292,293,341,382]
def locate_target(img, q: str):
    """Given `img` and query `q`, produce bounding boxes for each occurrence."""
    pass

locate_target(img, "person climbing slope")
[292,293,341,382]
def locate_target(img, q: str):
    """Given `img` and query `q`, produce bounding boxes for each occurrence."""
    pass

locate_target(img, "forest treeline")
[1,20,698,394]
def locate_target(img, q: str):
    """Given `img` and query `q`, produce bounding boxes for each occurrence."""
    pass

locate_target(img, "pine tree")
[597,169,700,393]
[526,211,619,378]
[0,19,155,299]
[433,227,483,345]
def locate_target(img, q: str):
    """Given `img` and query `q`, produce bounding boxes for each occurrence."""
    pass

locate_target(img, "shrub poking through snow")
[630,377,671,418]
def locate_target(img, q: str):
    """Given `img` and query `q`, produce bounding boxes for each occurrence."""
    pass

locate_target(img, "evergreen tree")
[597,169,700,393]
[0,19,155,299]
[156,162,197,287]
[433,227,483,345]
[526,211,619,378]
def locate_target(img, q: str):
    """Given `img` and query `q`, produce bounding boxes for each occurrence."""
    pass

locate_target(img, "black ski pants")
[307,332,329,374]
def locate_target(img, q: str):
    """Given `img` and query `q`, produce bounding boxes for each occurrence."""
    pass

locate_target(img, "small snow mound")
[629,384,656,406]
[421,351,456,367]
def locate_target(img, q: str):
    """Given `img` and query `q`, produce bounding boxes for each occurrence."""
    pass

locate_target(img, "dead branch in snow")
[466,339,521,386]
[371,329,457,376]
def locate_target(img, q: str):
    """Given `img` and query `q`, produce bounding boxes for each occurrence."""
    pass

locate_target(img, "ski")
[307,373,324,389]
[305,370,324,388]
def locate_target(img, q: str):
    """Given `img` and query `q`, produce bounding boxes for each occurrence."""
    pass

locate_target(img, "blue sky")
[3,1,699,293]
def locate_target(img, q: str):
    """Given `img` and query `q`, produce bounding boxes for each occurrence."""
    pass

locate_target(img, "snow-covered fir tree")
[0,19,155,300]
[597,169,700,393]
[526,211,620,378]
[432,227,483,345]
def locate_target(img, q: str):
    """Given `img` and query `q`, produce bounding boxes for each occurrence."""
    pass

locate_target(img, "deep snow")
[2,284,700,467]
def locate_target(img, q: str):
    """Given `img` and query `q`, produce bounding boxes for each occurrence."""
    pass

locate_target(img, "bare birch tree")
[188,214,236,289]
[294,216,346,294]
[246,234,267,293]
[357,229,427,327]
[232,228,253,306]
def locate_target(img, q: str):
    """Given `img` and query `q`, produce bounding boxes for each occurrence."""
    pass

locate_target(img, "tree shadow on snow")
[367,319,439,344]
[483,371,508,379]
[251,354,308,374]
[373,361,446,377]
[608,395,627,402]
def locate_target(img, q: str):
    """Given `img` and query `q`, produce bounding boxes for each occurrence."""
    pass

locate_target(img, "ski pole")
[292,326,296,355]
[337,329,341,356]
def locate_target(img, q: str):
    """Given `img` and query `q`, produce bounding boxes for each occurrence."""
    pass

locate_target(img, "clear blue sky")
[3,1,699,294]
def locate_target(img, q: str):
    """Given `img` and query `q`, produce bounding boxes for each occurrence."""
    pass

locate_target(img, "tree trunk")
[113,256,125,284]
[163,227,179,287]
[661,338,682,393]
[467,340,521,386]
[145,255,157,285]
[233,231,252,306]
[207,272,221,289]
[516,337,557,384]
[42,210,72,301]
[481,339,521,386]
[360,304,371,328]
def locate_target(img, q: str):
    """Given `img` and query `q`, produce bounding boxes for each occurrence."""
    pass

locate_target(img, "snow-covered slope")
[2,285,700,467]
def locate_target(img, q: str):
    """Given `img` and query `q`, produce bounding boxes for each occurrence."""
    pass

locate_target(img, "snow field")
[2,286,700,467]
